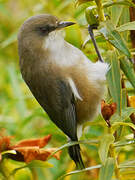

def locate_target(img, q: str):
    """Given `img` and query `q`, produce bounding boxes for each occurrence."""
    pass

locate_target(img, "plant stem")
[88,25,104,62]
[31,168,38,180]
[108,127,121,179]
[95,0,105,21]
[129,0,135,68]
[110,144,121,179]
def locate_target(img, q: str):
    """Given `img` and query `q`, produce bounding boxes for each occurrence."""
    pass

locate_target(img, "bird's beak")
[57,21,75,29]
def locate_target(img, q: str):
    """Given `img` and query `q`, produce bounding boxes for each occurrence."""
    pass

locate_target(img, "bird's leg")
[88,24,104,63]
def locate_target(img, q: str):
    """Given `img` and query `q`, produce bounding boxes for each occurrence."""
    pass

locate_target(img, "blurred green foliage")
[1,0,135,179]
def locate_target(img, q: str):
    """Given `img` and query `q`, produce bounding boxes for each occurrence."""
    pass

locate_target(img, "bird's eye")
[38,25,55,35]
[39,25,50,33]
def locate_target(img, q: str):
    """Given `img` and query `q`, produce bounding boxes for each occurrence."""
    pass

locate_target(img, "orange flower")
[101,100,117,121]
[0,135,12,152]
[11,135,52,149]
[0,133,61,163]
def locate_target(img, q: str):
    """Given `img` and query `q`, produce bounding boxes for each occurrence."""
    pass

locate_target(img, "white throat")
[43,31,81,67]
[44,31,65,50]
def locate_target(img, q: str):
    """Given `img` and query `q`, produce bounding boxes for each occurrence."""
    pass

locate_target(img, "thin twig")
[88,25,104,62]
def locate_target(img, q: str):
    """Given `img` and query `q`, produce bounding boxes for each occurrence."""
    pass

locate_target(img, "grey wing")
[38,79,78,141]
[24,75,84,168]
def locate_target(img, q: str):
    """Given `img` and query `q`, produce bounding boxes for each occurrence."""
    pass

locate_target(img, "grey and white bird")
[18,14,108,169]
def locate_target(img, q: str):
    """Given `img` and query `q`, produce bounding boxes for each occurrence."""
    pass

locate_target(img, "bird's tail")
[68,143,85,169]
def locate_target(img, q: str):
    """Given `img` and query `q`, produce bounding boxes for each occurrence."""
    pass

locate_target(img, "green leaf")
[117,21,135,32]
[98,134,115,165]
[11,160,53,176]
[119,7,130,42]
[99,158,115,180]
[65,23,82,48]
[58,164,101,180]
[99,20,131,58]
[7,64,27,118]
[0,31,17,48]
[103,0,135,8]
[76,0,93,5]
[122,89,127,109]
[56,0,73,12]
[0,3,11,16]
[119,160,135,169]
[110,107,135,124]
[83,120,105,131]
[114,139,135,147]
[27,160,53,168]
[48,139,98,160]
[112,122,135,132]
[14,168,32,180]
[1,150,16,156]
[110,5,123,27]
[106,51,122,114]
[120,57,135,88]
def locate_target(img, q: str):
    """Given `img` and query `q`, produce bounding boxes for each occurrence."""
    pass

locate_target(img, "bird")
[18,14,108,169]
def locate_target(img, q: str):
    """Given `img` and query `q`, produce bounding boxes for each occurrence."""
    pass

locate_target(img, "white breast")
[43,30,109,85]
[43,31,83,67]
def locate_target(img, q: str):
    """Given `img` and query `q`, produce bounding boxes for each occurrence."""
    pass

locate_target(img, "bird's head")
[18,14,75,55]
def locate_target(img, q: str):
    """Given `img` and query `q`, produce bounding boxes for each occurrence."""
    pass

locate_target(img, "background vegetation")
[1,0,135,179]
